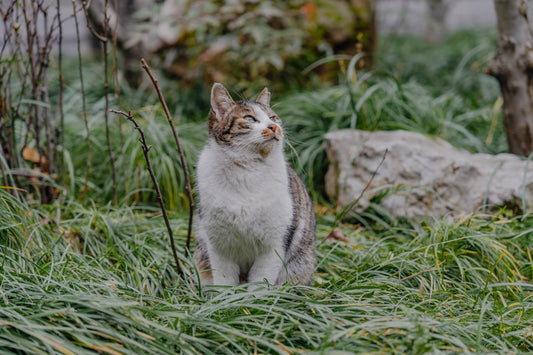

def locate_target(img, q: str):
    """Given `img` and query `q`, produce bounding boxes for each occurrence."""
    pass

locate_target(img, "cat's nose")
[267,124,278,132]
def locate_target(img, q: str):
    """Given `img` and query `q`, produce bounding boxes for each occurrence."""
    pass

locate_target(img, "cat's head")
[208,83,283,159]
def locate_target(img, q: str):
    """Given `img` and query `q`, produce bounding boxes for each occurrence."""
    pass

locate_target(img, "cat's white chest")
[197,143,292,265]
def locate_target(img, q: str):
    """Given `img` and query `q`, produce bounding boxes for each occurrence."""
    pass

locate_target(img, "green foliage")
[53,58,207,208]
[279,29,504,194]
[3,26,531,354]
[1,188,531,353]
[63,106,205,208]
[131,0,374,94]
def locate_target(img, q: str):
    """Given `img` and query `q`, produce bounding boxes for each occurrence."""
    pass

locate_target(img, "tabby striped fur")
[194,83,316,289]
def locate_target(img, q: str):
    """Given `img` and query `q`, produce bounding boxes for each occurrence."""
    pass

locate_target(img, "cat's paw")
[247,281,271,292]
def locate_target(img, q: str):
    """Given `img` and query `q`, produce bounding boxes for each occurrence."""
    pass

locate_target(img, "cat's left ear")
[211,83,235,120]
[256,87,271,107]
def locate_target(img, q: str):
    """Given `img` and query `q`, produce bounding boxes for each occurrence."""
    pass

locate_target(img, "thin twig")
[82,0,117,203]
[23,0,56,202]
[102,0,117,205]
[111,109,183,277]
[140,58,194,257]
[56,0,65,188]
[0,1,22,196]
[321,148,388,246]
[111,0,120,100]
[81,1,108,42]
[72,0,91,195]
[111,0,126,198]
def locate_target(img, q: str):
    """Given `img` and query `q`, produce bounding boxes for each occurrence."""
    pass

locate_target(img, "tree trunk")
[426,0,450,43]
[486,0,533,156]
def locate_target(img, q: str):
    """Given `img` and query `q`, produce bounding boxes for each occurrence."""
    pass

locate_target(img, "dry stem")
[111,109,183,276]
[140,58,194,257]
[82,0,117,203]
[72,0,91,194]
[56,0,65,188]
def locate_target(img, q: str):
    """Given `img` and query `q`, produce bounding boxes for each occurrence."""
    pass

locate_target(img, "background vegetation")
[127,0,374,91]
[0,1,531,352]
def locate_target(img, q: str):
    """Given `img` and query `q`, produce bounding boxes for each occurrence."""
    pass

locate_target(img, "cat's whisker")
[284,138,304,171]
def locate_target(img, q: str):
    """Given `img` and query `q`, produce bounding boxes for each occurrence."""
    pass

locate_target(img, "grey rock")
[325,129,533,218]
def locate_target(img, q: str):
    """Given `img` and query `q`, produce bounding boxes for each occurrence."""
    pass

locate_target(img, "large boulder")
[324,129,533,218]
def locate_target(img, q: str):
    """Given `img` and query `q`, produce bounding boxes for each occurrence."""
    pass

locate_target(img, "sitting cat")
[194,83,316,289]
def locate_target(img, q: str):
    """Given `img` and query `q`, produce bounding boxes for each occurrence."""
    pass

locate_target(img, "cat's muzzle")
[262,124,283,141]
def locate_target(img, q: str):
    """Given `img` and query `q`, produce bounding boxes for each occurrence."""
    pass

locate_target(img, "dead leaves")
[22,146,49,173]
[326,229,352,243]
[18,146,58,200]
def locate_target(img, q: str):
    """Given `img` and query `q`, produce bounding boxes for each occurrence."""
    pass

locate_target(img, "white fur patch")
[196,112,292,287]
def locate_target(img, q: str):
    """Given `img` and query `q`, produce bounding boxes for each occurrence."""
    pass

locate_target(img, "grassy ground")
[1,29,532,353]
[1,189,532,353]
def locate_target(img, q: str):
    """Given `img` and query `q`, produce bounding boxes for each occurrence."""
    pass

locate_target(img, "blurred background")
[0,0,521,205]
[1,0,507,89]
[31,0,502,54]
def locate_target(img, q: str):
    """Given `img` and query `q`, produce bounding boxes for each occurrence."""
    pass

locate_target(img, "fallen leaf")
[326,229,351,243]
[22,146,48,172]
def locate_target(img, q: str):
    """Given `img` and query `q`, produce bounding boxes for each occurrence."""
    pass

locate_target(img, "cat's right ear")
[211,83,235,120]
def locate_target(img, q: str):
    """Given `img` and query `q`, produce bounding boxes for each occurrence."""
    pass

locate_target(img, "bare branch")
[102,0,117,205]
[81,1,107,42]
[111,109,183,277]
[72,0,91,194]
[140,58,194,257]
[56,0,65,187]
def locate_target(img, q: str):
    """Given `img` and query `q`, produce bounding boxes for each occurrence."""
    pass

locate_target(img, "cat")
[194,83,316,290]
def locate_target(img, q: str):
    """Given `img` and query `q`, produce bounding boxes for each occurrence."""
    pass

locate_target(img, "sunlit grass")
[1,188,531,353]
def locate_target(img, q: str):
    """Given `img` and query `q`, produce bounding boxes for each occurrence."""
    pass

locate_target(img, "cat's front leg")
[247,249,284,290]
[210,253,240,287]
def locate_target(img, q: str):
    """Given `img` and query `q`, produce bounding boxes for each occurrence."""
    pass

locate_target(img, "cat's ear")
[211,83,235,120]
[256,87,271,107]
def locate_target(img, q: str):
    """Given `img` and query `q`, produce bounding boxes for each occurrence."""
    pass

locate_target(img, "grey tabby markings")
[275,168,316,285]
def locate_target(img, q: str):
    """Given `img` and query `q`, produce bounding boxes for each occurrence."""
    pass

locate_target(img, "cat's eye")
[243,115,257,123]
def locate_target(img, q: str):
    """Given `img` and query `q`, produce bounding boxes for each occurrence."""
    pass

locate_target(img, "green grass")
[1,188,532,353]
[278,29,505,194]
[50,30,504,205]
[2,29,532,353]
